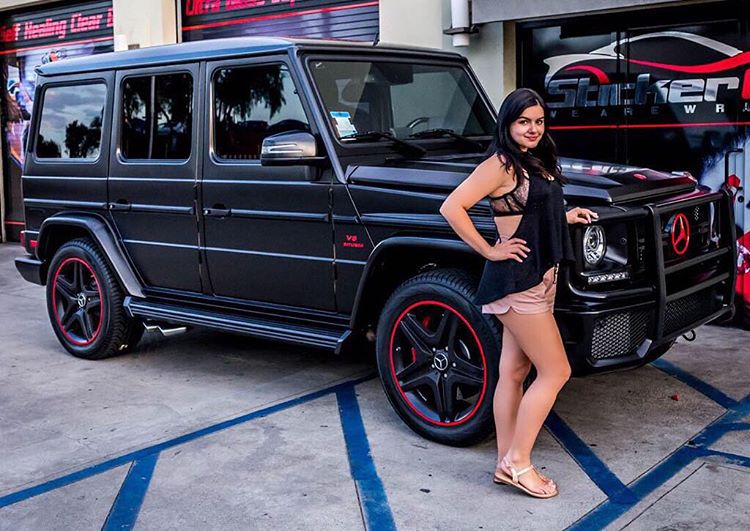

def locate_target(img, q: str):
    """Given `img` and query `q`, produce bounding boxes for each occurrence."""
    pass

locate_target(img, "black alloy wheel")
[46,238,143,359]
[376,269,501,447]
[51,256,103,346]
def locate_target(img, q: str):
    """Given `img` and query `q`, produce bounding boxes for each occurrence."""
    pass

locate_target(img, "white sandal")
[493,457,558,499]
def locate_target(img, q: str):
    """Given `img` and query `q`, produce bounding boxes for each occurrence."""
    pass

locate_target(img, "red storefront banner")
[0,3,113,52]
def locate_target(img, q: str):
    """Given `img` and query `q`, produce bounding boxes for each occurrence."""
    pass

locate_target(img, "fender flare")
[349,236,479,328]
[37,214,145,298]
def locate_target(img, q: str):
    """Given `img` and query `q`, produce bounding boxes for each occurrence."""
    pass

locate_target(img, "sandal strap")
[511,465,534,482]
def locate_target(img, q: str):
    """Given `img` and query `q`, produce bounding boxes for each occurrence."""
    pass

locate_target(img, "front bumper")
[15,256,46,286]
[558,190,737,376]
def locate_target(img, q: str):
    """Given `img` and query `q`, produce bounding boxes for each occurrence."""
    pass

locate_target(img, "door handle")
[108,200,131,212]
[203,206,231,217]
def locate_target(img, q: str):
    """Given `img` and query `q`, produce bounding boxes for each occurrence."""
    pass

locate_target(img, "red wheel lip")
[51,257,103,347]
[388,300,488,427]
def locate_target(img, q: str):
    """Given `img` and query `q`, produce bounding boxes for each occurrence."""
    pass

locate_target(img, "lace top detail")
[488,175,530,217]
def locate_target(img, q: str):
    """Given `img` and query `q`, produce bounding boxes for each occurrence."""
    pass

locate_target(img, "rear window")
[36,83,107,160]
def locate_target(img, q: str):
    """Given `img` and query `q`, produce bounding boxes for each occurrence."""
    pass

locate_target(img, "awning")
[472,0,688,23]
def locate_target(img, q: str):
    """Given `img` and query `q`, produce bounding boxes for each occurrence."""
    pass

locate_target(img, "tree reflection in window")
[214,64,310,160]
[36,84,106,159]
[121,73,192,160]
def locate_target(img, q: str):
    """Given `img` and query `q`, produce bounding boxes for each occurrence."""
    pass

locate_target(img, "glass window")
[121,73,193,160]
[213,64,309,160]
[36,83,106,159]
[121,77,150,159]
[309,60,494,141]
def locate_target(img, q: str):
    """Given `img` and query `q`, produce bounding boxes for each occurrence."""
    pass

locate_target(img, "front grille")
[590,310,650,360]
[660,203,713,262]
[664,287,720,336]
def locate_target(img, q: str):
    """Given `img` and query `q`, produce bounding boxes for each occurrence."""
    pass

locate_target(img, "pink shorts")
[481,265,558,315]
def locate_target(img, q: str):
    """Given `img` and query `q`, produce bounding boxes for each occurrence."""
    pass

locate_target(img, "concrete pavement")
[1,242,748,530]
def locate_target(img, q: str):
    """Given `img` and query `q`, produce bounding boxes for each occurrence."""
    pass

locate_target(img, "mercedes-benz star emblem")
[77,293,87,308]
[670,213,691,256]
[433,352,449,371]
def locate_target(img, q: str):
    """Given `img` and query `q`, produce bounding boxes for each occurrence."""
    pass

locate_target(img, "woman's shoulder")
[480,152,514,175]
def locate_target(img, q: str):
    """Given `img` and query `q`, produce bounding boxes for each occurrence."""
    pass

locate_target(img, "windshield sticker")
[330,111,357,138]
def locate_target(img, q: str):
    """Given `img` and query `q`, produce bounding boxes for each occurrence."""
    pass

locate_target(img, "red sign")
[0,8,113,45]
[184,0,295,16]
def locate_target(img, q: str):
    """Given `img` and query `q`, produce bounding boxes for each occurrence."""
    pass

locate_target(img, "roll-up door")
[181,0,379,42]
[0,0,114,242]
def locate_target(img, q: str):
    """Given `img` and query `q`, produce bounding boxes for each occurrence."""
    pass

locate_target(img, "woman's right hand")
[486,238,530,262]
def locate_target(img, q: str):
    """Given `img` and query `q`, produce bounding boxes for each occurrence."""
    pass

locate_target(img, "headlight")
[583,225,606,266]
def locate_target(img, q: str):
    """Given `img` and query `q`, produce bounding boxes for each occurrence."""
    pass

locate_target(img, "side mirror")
[260,131,328,167]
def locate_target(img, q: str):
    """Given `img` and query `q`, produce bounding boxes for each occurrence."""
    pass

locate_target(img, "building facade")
[0,0,747,321]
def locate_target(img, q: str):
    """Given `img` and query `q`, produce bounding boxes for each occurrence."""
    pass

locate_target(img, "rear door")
[200,56,335,310]
[108,64,201,292]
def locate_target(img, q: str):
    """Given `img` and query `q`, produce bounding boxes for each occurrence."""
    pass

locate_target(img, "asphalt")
[0,242,748,530]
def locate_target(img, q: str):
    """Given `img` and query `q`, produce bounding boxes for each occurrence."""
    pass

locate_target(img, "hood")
[345,155,696,205]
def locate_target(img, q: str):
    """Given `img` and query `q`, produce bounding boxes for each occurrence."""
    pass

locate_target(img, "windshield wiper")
[409,128,485,152]
[341,131,426,158]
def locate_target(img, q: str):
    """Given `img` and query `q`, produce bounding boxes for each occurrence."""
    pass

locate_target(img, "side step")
[124,297,351,352]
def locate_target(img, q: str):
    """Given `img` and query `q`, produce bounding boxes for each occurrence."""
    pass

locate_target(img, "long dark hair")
[486,88,566,184]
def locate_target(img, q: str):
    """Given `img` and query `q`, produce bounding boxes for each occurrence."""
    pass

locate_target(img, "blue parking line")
[337,386,396,531]
[568,359,750,531]
[102,453,159,531]
[0,374,376,510]
[651,358,737,408]
[699,449,750,468]
[545,412,636,504]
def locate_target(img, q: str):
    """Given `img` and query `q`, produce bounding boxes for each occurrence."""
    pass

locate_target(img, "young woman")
[439,88,597,498]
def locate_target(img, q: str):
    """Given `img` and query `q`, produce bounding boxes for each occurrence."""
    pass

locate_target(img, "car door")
[200,57,335,311]
[108,64,201,293]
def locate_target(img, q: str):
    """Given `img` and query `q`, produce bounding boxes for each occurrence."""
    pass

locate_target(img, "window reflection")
[214,64,309,160]
[121,73,193,160]
[36,84,106,159]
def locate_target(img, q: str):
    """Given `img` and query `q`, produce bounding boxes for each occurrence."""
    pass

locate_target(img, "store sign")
[184,0,296,16]
[542,31,750,121]
[0,7,112,46]
[181,0,379,42]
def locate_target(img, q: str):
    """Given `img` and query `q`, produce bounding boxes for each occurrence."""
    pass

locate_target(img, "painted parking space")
[1,243,749,530]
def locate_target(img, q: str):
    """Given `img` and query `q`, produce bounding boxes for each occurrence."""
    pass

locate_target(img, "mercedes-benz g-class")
[15,38,736,445]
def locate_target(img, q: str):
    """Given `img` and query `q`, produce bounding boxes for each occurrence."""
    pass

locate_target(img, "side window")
[36,83,106,160]
[213,64,309,161]
[121,73,193,160]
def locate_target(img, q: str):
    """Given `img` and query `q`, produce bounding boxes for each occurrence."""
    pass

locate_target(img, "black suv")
[15,37,736,446]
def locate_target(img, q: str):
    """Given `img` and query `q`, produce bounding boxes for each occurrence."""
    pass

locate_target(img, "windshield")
[309,59,495,142]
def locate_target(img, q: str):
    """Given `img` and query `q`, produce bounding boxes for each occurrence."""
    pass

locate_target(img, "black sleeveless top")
[474,171,575,306]
[488,172,530,217]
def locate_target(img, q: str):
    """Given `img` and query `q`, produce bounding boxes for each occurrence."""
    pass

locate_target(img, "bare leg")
[497,309,571,495]
[494,321,531,465]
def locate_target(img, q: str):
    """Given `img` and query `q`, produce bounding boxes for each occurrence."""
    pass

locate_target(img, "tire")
[375,268,502,447]
[45,238,143,359]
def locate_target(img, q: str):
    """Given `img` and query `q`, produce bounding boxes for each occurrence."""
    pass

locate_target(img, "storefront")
[0,0,114,242]
[476,0,750,325]
[180,0,379,43]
